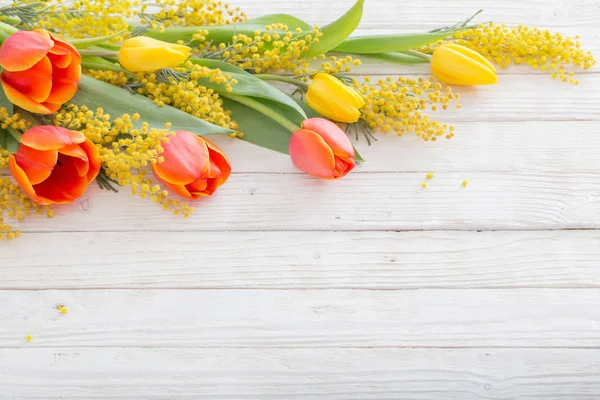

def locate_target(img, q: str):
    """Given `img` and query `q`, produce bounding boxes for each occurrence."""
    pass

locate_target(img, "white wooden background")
[1,0,600,398]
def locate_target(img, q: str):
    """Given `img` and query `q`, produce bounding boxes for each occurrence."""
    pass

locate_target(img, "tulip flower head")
[118,36,191,72]
[152,131,231,199]
[305,73,365,123]
[8,126,101,205]
[289,118,355,180]
[431,43,498,85]
[0,30,81,114]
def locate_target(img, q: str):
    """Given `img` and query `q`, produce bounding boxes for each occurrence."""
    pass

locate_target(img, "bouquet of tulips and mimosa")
[0,0,595,240]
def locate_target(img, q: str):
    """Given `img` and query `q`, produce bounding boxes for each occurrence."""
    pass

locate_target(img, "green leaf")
[334,51,429,64]
[224,95,363,162]
[72,75,233,136]
[69,31,124,49]
[304,0,364,56]
[0,127,19,153]
[333,31,455,54]
[0,84,19,153]
[189,59,307,121]
[146,0,363,57]
[242,14,312,31]
[222,97,292,155]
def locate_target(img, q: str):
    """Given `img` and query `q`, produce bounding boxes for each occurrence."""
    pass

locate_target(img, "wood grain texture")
[3,171,600,232]
[1,289,600,348]
[1,347,599,399]
[240,0,600,29]
[2,231,600,289]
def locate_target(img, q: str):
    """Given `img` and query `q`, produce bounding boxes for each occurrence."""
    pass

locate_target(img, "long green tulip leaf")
[72,75,233,136]
[333,31,456,54]
[344,52,429,64]
[242,14,312,31]
[222,97,292,155]
[189,59,307,121]
[70,31,124,49]
[304,0,364,56]
[0,85,19,152]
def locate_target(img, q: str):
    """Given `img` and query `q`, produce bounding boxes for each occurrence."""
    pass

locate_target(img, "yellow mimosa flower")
[118,36,191,72]
[431,43,498,85]
[306,73,365,123]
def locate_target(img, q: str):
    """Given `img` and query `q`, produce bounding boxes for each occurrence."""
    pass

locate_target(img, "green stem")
[79,50,119,58]
[7,127,22,142]
[254,74,310,90]
[222,93,301,133]
[82,61,128,73]
[0,21,18,35]
[399,49,432,62]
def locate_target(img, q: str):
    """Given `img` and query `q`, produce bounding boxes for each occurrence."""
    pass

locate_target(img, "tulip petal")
[431,45,498,85]
[334,157,355,179]
[32,155,89,204]
[306,73,364,123]
[0,30,53,72]
[45,62,81,104]
[47,44,72,68]
[21,126,86,151]
[59,143,89,177]
[186,177,212,198]
[8,155,51,205]
[117,36,191,72]
[153,172,194,199]
[1,56,53,103]
[13,145,58,186]
[203,137,231,185]
[444,43,496,74]
[78,139,101,183]
[301,118,355,159]
[289,129,336,179]
[152,131,209,185]
[0,75,55,115]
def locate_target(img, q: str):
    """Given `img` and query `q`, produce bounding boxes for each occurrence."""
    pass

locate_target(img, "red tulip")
[8,126,101,205]
[0,30,81,115]
[289,118,355,180]
[152,131,231,199]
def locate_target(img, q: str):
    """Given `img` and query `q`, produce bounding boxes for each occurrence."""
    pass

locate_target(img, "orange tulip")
[0,30,81,115]
[152,131,231,199]
[289,118,355,180]
[8,126,101,205]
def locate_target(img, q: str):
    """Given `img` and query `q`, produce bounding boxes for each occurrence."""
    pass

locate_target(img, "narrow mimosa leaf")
[189,59,307,121]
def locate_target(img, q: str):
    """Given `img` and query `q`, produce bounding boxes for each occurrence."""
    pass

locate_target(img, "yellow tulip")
[118,36,191,72]
[306,73,365,123]
[431,43,498,85]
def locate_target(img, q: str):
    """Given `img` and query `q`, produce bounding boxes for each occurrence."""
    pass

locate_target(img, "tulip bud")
[8,126,100,205]
[431,43,498,85]
[305,73,365,123]
[118,36,191,72]
[289,118,355,180]
[152,131,231,199]
[0,30,81,114]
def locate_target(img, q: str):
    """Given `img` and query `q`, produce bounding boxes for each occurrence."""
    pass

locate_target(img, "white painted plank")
[1,347,600,399]
[241,0,600,29]
[1,289,600,347]
[207,120,600,174]
[1,171,600,232]
[3,120,599,175]
[1,231,600,289]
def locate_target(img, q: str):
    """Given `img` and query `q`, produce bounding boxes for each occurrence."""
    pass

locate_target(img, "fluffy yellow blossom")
[16,0,245,42]
[85,63,238,133]
[351,76,459,141]
[0,111,46,240]
[52,104,194,216]
[195,25,323,74]
[57,305,69,315]
[422,23,596,84]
